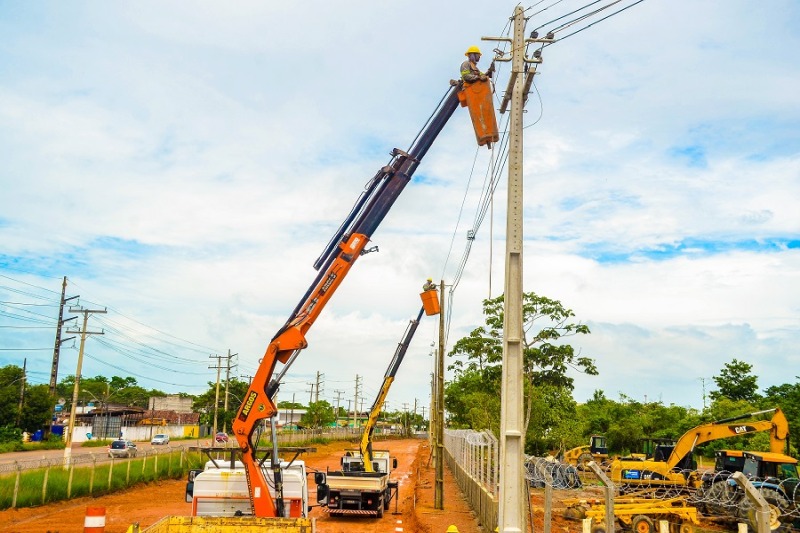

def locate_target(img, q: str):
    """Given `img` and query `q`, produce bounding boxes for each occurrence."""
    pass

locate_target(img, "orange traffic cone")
[84,506,106,532]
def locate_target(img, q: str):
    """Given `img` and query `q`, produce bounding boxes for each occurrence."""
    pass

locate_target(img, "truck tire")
[377,503,384,518]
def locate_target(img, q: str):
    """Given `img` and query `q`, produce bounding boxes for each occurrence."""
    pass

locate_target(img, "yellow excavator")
[609,407,790,488]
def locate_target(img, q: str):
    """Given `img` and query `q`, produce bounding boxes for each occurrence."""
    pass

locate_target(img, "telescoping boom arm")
[232,86,462,517]
[360,304,432,472]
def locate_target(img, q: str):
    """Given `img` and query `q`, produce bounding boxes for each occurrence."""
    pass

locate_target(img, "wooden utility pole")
[434,279,445,509]
[63,306,106,467]
[484,6,552,532]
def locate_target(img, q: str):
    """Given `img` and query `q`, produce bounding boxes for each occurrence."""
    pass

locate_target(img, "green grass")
[81,439,113,448]
[0,449,206,510]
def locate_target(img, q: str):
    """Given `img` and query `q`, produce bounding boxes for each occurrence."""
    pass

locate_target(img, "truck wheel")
[631,515,655,533]
[377,504,384,518]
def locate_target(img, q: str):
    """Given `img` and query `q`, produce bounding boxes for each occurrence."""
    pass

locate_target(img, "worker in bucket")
[460,45,489,84]
[423,278,437,291]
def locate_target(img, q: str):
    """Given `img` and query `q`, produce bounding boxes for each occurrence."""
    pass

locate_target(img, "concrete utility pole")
[315,371,324,403]
[48,277,78,397]
[17,358,26,427]
[484,6,552,532]
[353,375,361,428]
[435,279,445,509]
[209,354,223,441]
[63,306,106,467]
[222,350,238,433]
[334,389,344,427]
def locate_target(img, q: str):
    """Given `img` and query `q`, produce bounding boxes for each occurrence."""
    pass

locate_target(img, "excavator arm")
[666,407,789,470]
[360,305,429,472]
[231,85,463,517]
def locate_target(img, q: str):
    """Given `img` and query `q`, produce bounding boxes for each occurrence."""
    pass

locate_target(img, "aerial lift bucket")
[420,289,440,316]
[457,80,499,147]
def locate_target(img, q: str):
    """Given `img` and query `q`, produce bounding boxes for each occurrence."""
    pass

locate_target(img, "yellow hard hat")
[465,45,481,56]
[447,526,460,533]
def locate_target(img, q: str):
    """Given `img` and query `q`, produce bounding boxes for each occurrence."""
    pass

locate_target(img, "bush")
[0,426,22,444]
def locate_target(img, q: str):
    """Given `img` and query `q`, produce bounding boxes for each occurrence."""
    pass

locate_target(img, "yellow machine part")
[457,80,499,146]
[131,516,315,533]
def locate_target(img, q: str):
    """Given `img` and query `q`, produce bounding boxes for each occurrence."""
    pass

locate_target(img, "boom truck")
[317,293,440,517]
[149,78,498,533]
[609,407,789,489]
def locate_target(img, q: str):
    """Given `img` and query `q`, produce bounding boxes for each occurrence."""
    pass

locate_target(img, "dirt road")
[0,438,485,533]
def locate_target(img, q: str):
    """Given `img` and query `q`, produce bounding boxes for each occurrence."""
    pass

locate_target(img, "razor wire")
[690,470,800,523]
[525,456,583,489]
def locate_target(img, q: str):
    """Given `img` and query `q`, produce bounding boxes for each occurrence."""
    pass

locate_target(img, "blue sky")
[1,1,799,414]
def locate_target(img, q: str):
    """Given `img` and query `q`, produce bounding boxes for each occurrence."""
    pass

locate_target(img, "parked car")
[108,439,138,458]
[215,432,229,443]
[151,434,170,445]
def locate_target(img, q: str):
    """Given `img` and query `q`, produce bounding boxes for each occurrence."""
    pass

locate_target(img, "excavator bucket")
[457,80,499,147]
[420,289,440,316]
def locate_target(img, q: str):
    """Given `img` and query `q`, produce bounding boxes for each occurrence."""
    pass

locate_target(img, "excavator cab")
[589,435,608,455]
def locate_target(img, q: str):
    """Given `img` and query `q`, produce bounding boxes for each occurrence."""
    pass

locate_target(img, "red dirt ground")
[0,439,731,533]
[0,438,484,533]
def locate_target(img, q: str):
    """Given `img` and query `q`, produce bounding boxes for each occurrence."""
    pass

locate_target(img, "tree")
[19,384,55,432]
[0,365,26,427]
[300,400,335,429]
[710,359,760,403]
[0,365,55,432]
[192,378,250,430]
[447,292,597,438]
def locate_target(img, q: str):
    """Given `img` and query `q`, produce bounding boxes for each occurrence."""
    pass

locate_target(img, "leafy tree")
[20,384,55,432]
[447,292,597,438]
[300,400,335,429]
[444,366,502,433]
[763,379,800,454]
[0,365,26,427]
[192,378,250,431]
[709,358,760,403]
[0,366,55,432]
[56,375,161,410]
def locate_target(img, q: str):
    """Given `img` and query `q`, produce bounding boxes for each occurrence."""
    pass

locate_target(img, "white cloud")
[1,0,799,413]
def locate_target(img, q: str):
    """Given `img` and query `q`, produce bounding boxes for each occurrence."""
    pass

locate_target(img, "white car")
[151,434,170,445]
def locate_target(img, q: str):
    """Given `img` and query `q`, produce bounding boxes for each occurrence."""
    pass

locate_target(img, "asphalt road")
[0,440,208,469]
